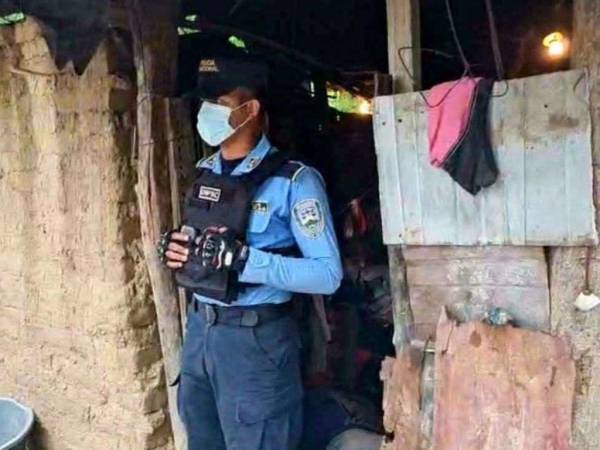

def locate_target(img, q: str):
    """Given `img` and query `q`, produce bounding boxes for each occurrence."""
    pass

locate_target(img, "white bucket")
[0,398,34,450]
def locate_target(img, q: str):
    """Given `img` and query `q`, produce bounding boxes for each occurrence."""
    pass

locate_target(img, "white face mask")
[196,101,251,147]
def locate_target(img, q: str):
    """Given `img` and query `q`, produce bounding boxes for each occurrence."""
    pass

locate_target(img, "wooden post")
[386,0,421,94]
[549,1,600,448]
[165,99,189,332]
[379,3,427,449]
[383,0,421,350]
[127,1,187,449]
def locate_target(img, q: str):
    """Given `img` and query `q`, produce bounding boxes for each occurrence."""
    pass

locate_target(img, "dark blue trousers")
[178,305,303,450]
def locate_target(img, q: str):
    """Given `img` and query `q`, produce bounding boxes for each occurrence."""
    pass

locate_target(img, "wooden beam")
[379,3,423,434]
[127,1,187,449]
[386,0,421,93]
[382,0,420,350]
[386,245,413,349]
[549,1,600,448]
[165,99,189,332]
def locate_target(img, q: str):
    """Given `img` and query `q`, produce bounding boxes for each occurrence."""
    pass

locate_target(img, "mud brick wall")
[0,19,173,450]
[549,2,600,449]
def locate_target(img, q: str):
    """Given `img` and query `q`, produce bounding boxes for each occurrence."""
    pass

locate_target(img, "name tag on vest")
[198,186,221,202]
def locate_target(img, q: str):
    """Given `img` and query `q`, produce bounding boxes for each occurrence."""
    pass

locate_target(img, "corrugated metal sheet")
[374,69,597,246]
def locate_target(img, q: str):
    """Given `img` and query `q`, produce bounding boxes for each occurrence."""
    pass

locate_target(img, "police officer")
[161,56,343,450]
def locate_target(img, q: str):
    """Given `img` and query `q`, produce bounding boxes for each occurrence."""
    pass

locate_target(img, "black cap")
[190,56,269,99]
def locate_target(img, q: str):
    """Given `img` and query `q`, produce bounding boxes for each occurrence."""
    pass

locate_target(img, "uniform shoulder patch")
[291,163,307,182]
[251,201,269,213]
[275,160,306,181]
[293,198,325,238]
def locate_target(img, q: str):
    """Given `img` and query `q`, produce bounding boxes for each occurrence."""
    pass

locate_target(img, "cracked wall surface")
[0,19,173,450]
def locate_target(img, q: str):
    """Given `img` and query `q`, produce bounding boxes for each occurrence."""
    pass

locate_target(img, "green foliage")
[178,15,199,35]
[228,35,247,51]
[0,12,25,26]
[178,27,200,35]
[328,89,362,114]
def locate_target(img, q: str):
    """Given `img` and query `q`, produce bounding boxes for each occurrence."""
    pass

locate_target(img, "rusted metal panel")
[380,351,423,450]
[405,246,550,341]
[373,69,597,246]
[433,310,575,450]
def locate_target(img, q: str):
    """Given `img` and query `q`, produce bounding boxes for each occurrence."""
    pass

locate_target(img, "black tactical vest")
[175,151,301,303]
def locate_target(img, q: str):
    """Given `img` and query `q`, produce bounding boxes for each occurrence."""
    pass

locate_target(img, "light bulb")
[543,32,568,59]
[359,100,372,115]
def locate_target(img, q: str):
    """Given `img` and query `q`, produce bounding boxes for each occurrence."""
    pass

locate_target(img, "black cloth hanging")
[442,78,498,195]
[428,77,498,195]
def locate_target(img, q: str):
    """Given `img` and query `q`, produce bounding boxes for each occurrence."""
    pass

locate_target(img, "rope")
[484,0,504,80]
[484,0,509,97]
[397,47,468,108]
[395,0,472,108]
[584,245,594,293]
[397,0,510,105]
[444,0,473,77]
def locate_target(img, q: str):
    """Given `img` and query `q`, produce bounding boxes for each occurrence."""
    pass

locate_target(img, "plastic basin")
[0,398,34,450]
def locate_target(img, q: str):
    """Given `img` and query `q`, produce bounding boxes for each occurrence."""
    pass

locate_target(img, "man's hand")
[198,227,249,272]
[157,230,192,269]
[158,226,249,273]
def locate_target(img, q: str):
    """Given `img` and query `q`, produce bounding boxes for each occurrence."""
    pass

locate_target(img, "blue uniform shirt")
[193,135,343,306]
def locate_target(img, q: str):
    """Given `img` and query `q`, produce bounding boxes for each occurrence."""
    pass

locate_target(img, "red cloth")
[428,77,482,167]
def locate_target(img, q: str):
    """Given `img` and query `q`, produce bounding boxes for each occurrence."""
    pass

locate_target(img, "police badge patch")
[252,201,269,213]
[293,199,325,238]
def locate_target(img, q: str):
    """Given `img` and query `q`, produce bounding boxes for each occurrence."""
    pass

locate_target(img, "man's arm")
[238,166,343,295]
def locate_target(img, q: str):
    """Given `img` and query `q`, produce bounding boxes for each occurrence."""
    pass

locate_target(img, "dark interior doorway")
[173,1,574,448]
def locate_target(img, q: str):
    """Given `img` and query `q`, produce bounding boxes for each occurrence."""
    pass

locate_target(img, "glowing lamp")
[543,32,568,58]
[358,100,372,115]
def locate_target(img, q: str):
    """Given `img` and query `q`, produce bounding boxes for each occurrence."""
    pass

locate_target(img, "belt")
[193,300,292,327]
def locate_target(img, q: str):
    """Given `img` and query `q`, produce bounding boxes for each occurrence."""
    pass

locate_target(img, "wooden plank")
[165,100,187,332]
[163,98,195,333]
[405,246,550,341]
[386,0,421,93]
[490,78,525,242]
[379,0,421,353]
[374,96,404,244]
[433,310,575,450]
[393,95,423,243]
[522,73,569,242]
[375,69,597,246]
[127,1,186,449]
[380,6,426,448]
[386,245,414,349]
[562,70,596,242]
[413,96,458,244]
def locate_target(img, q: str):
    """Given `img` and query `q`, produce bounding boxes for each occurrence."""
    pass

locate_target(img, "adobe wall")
[0,19,173,450]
